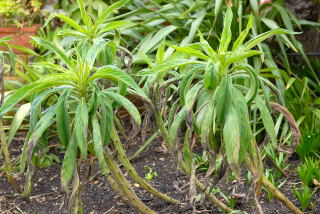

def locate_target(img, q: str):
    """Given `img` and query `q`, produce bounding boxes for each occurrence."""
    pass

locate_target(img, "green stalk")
[104,147,156,214]
[129,131,160,161]
[111,127,180,205]
[245,140,303,214]
[0,120,17,190]
[69,160,83,214]
[105,172,130,206]
[114,115,127,139]
[261,175,303,214]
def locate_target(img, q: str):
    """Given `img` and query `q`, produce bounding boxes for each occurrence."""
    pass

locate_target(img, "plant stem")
[69,160,83,214]
[129,130,160,161]
[111,128,180,204]
[261,175,303,214]
[0,120,17,190]
[104,147,156,214]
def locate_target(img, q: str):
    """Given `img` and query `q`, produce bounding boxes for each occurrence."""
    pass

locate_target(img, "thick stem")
[111,128,180,204]
[261,175,303,214]
[105,173,130,206]
[130,131,160,161]
[104,147,156,214]
[114,115,127,140]
[69,160,83,214]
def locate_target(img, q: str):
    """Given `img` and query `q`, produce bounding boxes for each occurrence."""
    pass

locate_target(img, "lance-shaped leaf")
[138,59,200,76]
[97,0,129,24]
[32,37,73,69]
[167,44,210,61]
[75,98,89,159]
[77,0,92,28]
[0,82,65,116]
[255,96,277,145]
[86,38,108,67]
[90,65,146,97]
[243,28,297,51]
[92,116,107,174]
[44,13,87,34]
[7,103,31,146]
[223,106,240,174]
[219,6,233,53]
[61,134,77,189]
[170,107,187,143]
[56,89,71,147]
[20,105,56,172]
[102,91,141,125]
[98,20,134,34]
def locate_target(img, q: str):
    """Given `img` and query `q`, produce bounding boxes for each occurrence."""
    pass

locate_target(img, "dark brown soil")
[1,128,319,214]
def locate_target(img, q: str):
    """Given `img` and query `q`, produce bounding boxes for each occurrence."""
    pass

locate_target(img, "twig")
[103,206,115,214]
[13,203,26,214]
[266,154,288,177]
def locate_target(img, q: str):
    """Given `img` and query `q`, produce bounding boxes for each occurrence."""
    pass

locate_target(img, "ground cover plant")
[0,0,320,213]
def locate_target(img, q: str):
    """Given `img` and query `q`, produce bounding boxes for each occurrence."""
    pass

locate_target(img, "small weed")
[144,166,158,181]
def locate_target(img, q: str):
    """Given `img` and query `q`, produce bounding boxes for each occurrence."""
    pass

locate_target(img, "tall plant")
[139,7,303,214]
[0,34,180,213]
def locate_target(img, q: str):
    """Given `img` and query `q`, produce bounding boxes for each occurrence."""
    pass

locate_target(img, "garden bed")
[1,126,319,214]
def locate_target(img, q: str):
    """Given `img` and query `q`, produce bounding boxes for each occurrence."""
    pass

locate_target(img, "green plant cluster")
[0,0,319,213]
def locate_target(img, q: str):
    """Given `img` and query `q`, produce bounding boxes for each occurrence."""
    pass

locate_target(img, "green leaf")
[90,65,146,97]
[32,37,73,69]
[232,14,253,51]
[0,82,64,117]
[98,20,134,34]
[244,27,296,50]
[227,50,262,65]
[92,116,107,174]
[56,89,71,147]
[261,18,297,52]
[97,0,129,24]
[86,38,108,67]
[185,83,202,111]
[139,25,177,54]
[75,98,89,159]
[223,106,240,174]
[219,6,233,53]
[102,91,141,125]
[100,102,113,145]
[255,97,276,145]
[61,134,77,189]
[77,0,92,28]
[214,76,232,124]
[138,59,200,76]
[20,105,56,172]
[45,13,87,34]
[7,103,31,146]
[170,107,187,143]
[167,44,210,60]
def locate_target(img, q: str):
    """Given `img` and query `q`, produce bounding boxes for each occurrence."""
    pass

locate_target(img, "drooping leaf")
[102,91,141,125]
[56,89,71,147]
[92,116,107,174]
[75,98,89,159]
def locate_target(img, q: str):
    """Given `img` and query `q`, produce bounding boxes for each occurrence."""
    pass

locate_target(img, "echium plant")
[139,7,303,214]
[0,34,179,213]
[44,0,134,66]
